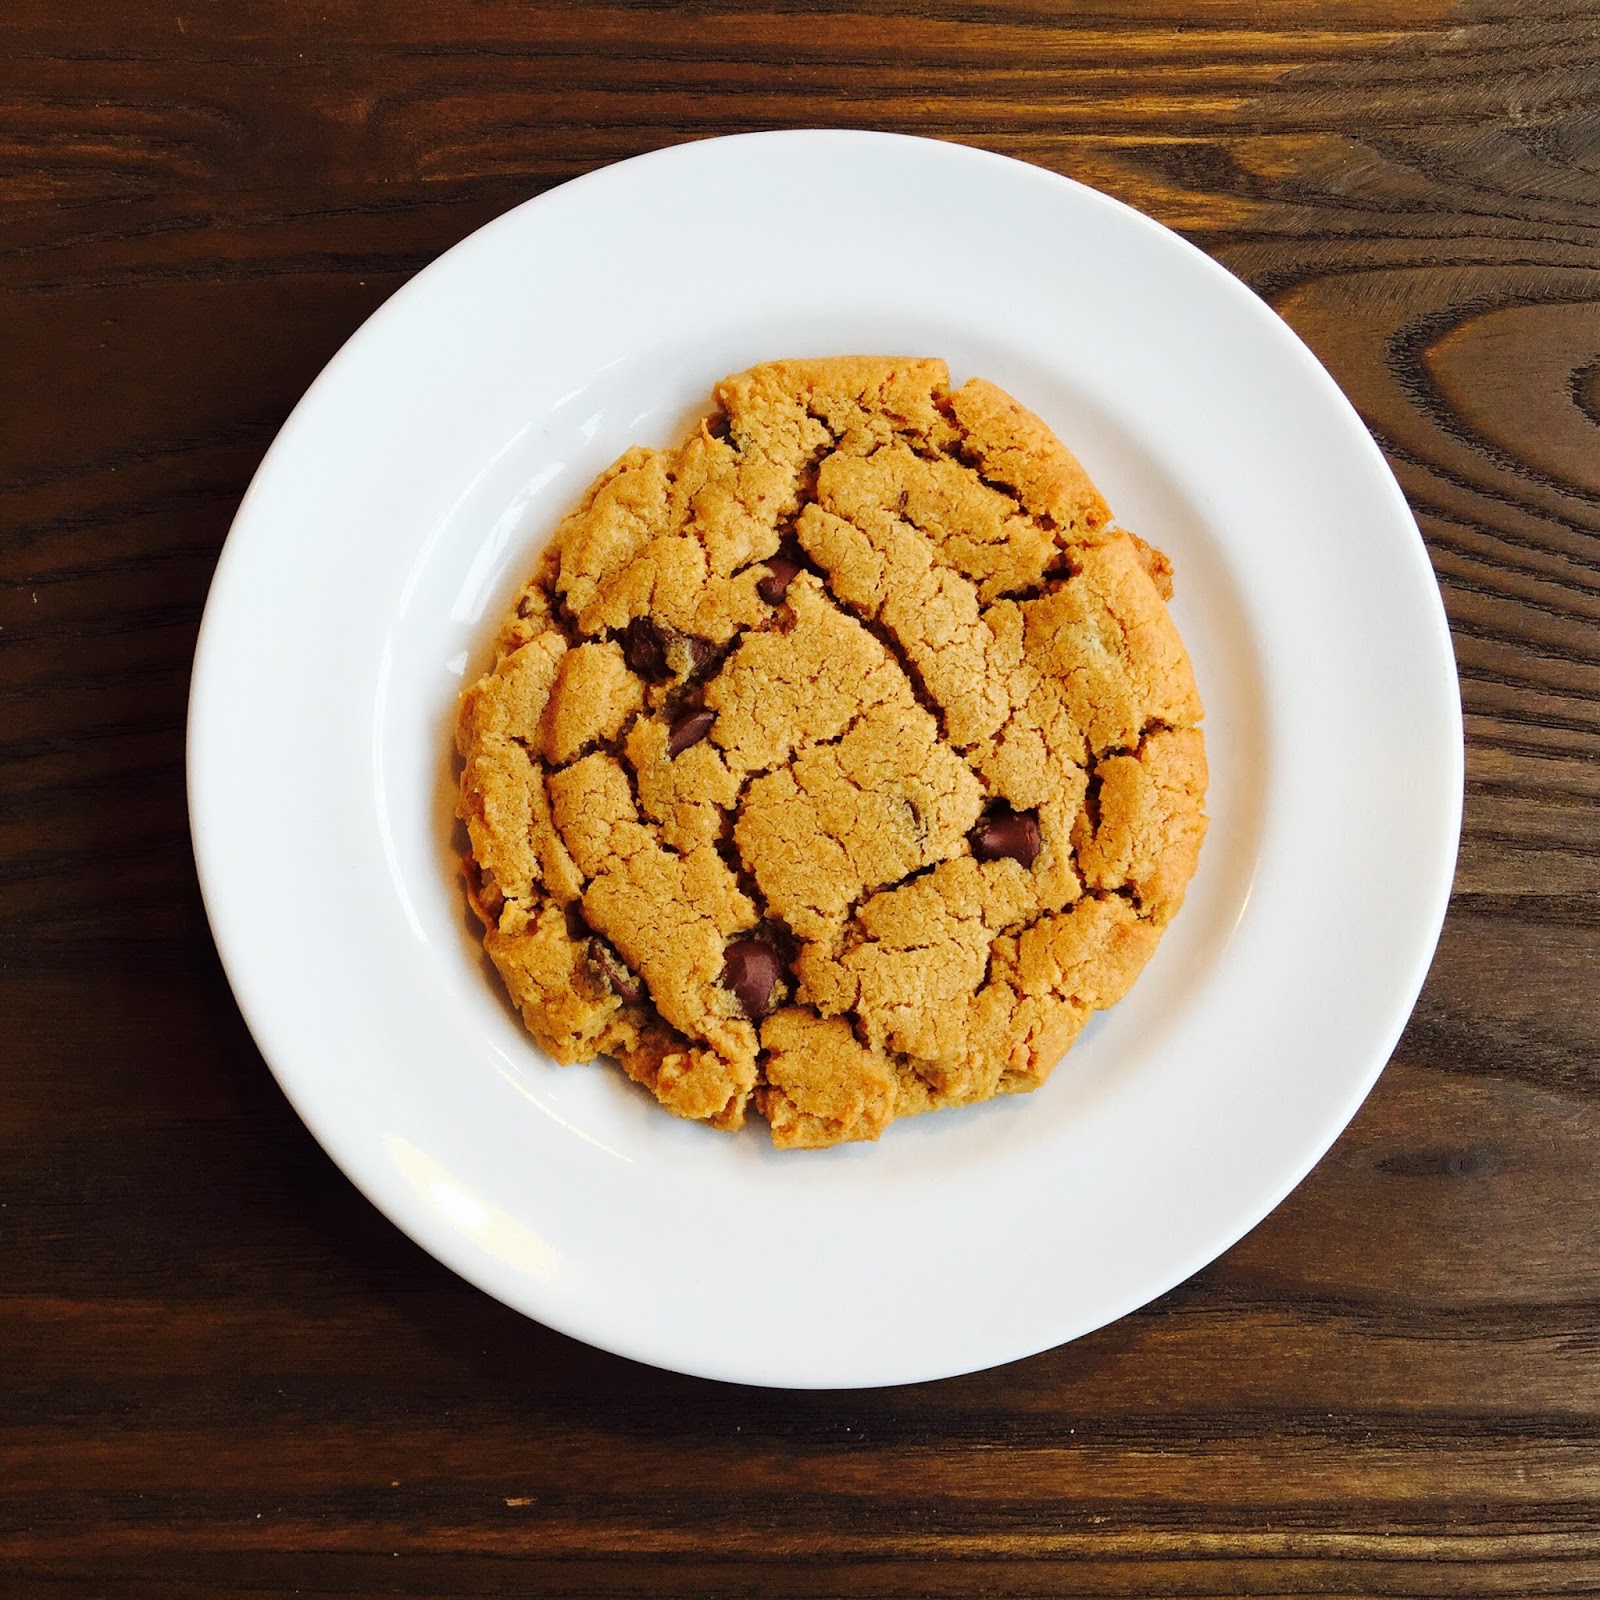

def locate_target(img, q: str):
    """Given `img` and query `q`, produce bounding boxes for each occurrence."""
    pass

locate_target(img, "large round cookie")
[455,358,1206,1149]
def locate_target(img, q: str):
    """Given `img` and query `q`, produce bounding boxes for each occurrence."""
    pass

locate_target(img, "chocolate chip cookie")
[455,358,1206,1148]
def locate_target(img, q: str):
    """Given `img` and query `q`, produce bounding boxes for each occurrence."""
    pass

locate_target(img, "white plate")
[188,131,1462,1388]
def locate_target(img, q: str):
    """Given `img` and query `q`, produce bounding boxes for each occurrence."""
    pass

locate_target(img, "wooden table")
[5,3,1599,1594]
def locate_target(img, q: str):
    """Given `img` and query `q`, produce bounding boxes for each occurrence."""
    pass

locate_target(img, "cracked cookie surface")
[455,357,1206,1148]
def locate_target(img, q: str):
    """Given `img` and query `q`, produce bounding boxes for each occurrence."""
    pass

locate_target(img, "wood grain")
[3,2,1599,1595]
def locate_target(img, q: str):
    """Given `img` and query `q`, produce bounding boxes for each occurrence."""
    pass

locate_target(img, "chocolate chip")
[721,938,783,1022]
[902,795,926,843]
[676,634,717,678]
[668,707,716,757]
[589,939,640,1002]
[970,805,1041,868]
[625,618,717,681]
[756,548,803,606]
[706,411,734,444]
[621,616,670,680]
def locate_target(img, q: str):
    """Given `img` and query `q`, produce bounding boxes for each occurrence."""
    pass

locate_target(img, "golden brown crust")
[455,357,1207,1146]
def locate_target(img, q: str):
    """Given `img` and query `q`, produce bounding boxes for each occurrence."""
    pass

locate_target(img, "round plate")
[188,131,1462,1388]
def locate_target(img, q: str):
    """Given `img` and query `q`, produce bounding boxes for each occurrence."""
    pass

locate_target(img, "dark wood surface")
[4,2,1599,1594]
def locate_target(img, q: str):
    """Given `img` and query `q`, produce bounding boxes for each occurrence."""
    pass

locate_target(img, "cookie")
[455,358,1206,1148]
